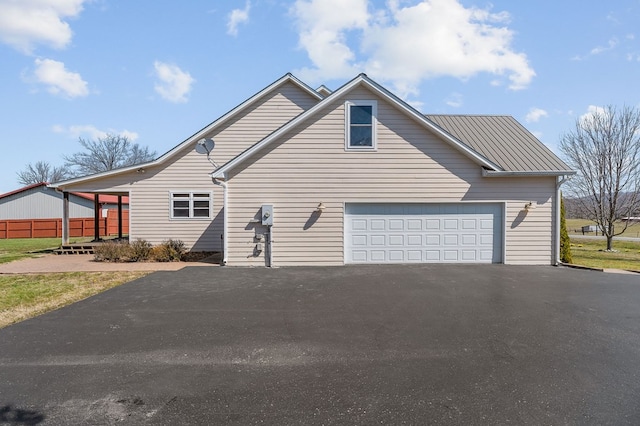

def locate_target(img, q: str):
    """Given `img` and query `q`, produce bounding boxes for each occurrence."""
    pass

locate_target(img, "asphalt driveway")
[1,265,639,425]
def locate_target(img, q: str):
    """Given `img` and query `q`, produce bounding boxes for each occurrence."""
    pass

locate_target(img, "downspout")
[555,175,571,265]
[213,174,228,266]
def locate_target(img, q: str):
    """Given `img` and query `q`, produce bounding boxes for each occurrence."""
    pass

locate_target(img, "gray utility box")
[261,204,273,226]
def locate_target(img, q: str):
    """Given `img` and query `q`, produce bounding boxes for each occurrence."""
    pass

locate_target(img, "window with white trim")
[345,101,377,150]
[170,192,212,219]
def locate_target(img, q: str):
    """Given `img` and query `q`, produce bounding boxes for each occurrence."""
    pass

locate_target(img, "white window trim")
[345,100,377,151]
[170,191,213,220]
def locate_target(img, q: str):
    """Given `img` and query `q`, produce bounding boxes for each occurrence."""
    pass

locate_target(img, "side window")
[170,192,212,219]
[346,101,377,150]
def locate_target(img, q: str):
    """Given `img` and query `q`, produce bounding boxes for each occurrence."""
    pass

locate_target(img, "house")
[50,73,574,266]
[0,182,128,220]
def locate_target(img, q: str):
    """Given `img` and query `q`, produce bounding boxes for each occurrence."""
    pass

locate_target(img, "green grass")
[566,219,640,238]
[0,238,147,328]
[570,237,640,271]
[0,237,89,264]
[0,271,148,328]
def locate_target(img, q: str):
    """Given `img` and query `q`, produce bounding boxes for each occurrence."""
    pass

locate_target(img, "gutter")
[212,174,228,265]
[482,169,576,177]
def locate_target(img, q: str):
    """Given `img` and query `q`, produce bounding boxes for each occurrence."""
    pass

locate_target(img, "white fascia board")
[52,74,324,190]
[48,163,150,190]
[482,169,576,177]
[212,75,367,178]
[154,73,323,165]
[213,74,505,179]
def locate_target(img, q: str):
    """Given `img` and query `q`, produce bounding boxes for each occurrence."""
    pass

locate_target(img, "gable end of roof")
[212,74,504,178]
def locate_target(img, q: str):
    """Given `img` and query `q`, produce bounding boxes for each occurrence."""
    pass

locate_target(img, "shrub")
[560,197,573,264]
[94,241,132,262]
[129,239,152,261]
[151,239,186,262]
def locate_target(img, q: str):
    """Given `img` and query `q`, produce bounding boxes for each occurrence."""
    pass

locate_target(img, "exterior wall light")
[525,202,536,211]
[316,202,326,213]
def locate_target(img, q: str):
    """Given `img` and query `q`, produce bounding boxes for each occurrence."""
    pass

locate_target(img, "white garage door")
[345,203,502,264]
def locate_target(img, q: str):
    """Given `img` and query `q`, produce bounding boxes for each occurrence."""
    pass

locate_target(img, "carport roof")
[426,114,573,173]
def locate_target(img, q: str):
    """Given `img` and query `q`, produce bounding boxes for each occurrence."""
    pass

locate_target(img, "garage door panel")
[462,250,477,261]
[426,250,441,261]
[345,203,502,264]
[407,219,422,230]
[444,235,458,245]
[371,251,386,261]
[407,235,422,245]
[389,219,404,230]
[371,219,385,230]
[389,235,404,245]
[444,219,458,229]
[352,219,367,231]
[443,250,459,261]
[462,219,477,229]
[461,234,477,245]
[407,250,422,261]
[352,235,367,246]
[371,235,385,246]
[426,219,440,229]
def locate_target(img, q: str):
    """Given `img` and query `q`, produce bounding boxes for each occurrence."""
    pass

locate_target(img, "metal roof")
[426,115,572,173]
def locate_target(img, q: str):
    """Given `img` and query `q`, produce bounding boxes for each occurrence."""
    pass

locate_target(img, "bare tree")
[560,105,640,250]
[64,134,157,176]
[17,161,71,185]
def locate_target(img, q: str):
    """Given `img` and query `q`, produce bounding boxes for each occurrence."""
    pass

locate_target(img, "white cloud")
[153,61,195,103]
[291,0,369,81]
[33,58,88,98]
[0,0,86,54]
[579,105,607,124]
[590,38,618,55]
[573,38,619,61]
[525,107,548,123]
[445,92,463,108]
[53,124,139,141]
[227,1,251,36]
[290,0,535,96]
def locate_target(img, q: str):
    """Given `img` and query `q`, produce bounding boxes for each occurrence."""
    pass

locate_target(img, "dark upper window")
[346,101,377,150]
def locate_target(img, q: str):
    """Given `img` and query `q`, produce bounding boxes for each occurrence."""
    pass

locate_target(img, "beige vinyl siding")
[55,81,320,251]
[226,87,556,266]
[205,81,320,165]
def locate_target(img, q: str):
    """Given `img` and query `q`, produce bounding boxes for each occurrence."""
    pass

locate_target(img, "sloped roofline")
[212,74,503,179]
[50,73,324,189]
[0,182,132,202]
[0,182,48,199]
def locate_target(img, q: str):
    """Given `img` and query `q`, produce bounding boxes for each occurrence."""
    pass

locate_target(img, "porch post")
[62,191,70,245]
[93,194,101,241]
[117,195,123,239]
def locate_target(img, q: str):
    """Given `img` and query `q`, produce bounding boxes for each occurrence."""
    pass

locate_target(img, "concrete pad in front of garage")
[1,265,639,425]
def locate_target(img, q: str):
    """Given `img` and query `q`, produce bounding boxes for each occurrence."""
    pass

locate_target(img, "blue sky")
[1,0,639,194]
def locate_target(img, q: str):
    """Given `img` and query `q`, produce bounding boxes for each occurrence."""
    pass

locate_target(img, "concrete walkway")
[0,253,218,274]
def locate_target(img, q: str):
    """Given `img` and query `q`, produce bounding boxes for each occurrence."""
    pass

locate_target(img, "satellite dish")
[195,138,215,155]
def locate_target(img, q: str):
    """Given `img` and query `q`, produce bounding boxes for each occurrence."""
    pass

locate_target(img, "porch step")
[54,244,96,255]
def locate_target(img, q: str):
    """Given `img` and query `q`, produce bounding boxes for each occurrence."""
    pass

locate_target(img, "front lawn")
[0,237,88,264]
[0,271,148,328]
[569,237,640,271]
